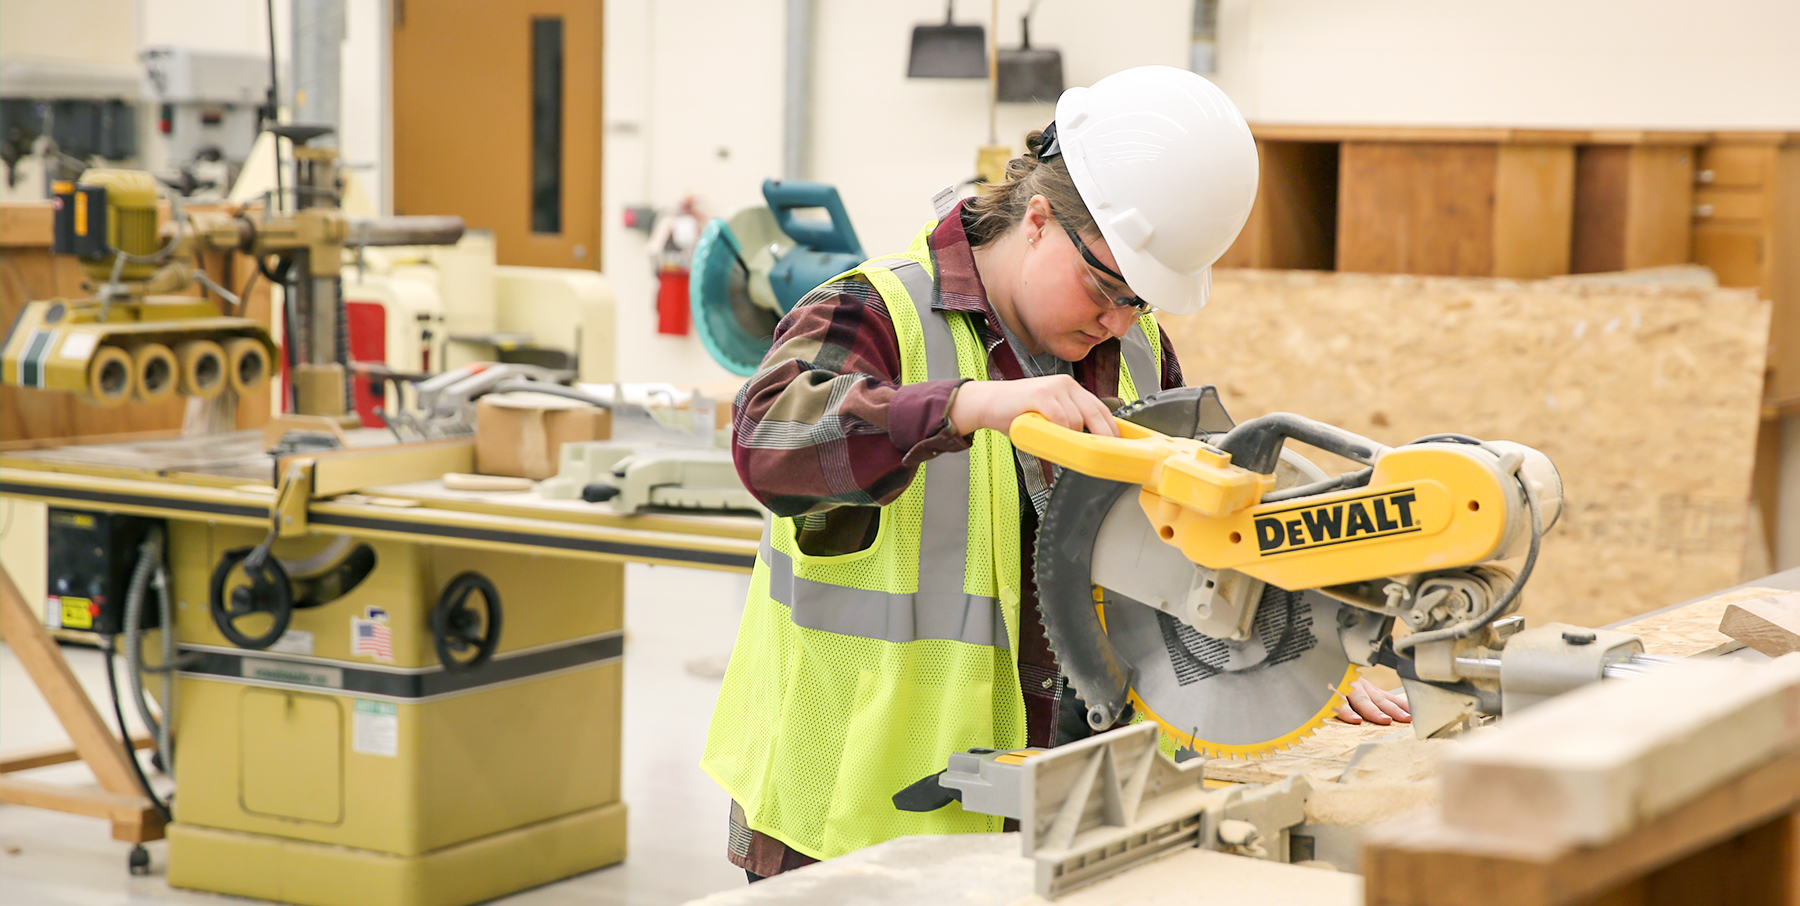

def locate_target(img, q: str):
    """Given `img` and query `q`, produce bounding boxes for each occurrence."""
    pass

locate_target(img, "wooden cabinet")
[1570,134,1703,273]
[1692,136,1800,405]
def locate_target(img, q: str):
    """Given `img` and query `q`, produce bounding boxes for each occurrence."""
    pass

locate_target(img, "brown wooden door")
[393,0,602,269]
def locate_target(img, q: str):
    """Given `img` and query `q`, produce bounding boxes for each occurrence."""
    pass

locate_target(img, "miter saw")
[1013,387,1657,757]
[689,179,865,375]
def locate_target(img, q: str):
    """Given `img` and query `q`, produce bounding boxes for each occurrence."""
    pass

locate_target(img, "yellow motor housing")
[1011,411,1557,591]
[60,169,163,283]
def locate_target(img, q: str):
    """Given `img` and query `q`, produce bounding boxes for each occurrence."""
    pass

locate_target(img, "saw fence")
[1159,269,1770,630]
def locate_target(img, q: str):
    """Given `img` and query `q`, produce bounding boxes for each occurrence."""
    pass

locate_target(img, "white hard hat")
[1053,66,1258,316]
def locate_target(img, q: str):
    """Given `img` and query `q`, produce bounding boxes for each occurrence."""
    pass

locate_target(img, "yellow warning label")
[50,512,96,529]
[59,596,94,630]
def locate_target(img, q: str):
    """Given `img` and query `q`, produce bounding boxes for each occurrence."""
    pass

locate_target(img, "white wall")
[1215,0,1800,129]
[89,0,1800,385]
[0,0,137,64]
[601,0,785,387]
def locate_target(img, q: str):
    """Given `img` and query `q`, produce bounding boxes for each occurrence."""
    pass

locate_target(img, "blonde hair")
[962,128,1096,248]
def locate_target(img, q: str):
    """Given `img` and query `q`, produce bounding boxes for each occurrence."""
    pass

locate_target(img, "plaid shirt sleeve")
[731,278,971,518]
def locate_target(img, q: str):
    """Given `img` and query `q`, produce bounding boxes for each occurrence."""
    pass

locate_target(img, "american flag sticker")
[351,615,395,662]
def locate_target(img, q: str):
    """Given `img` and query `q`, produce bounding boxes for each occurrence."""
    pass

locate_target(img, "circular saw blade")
[1034,387,1356,759]
[1102,583,1357,758]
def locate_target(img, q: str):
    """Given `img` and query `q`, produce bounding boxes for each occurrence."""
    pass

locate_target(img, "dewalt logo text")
[1255,489,1421,555]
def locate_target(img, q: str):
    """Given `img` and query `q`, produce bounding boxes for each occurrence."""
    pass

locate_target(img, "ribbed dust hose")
[123,527,175,778]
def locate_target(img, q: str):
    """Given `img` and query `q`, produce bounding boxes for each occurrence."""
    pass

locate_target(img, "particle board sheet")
[1612,585,1792,657]
[1158,269,1770,629]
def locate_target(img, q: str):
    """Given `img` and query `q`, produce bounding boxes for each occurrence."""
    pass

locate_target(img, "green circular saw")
[690,179,865,375]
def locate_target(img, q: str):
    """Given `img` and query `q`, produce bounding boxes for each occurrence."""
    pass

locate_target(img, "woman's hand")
[948,376,1121,438]
[1332,678,1411,726]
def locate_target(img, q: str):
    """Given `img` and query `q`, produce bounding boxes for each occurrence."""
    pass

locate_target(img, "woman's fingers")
[1345,682,1392,725]
[1331,680,1412,725]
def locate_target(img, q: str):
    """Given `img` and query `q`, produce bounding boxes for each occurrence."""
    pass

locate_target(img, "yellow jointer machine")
[0,130,761,906]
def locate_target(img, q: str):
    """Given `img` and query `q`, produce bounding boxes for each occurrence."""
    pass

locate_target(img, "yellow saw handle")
[1008,412,1274,517]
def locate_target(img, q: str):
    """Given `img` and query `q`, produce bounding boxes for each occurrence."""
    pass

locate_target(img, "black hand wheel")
[431,572,502,672]
[208,546,294,649]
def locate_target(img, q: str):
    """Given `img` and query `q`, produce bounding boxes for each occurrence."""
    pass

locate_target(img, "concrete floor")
[0,562,752,905]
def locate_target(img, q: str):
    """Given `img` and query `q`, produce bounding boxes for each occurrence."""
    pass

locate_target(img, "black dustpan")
[998,15,1063,102]
[908,1,987,79]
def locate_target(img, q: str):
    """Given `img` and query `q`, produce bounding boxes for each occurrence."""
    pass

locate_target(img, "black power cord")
[100,634,172,825]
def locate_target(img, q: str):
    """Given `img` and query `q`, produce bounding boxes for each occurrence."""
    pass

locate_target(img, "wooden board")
[1159,270,1770,629]
[1719,593,1800,657]
[1365,757,1800,906]
[1437,655,1800,846]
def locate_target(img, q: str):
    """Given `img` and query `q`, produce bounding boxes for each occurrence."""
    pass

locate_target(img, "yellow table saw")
[0,430,760,906]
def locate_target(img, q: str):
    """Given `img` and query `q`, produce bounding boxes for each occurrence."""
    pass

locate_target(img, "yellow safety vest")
[702,227,1162,861]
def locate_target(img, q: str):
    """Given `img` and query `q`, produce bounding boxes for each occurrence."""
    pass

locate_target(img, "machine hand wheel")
[208,546,294,649]
[431,572,502,672]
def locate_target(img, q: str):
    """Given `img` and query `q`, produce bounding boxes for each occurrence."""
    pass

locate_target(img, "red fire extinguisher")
[646,198,703,336]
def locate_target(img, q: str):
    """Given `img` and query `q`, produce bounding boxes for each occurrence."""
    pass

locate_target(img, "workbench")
[682,570,1800,906]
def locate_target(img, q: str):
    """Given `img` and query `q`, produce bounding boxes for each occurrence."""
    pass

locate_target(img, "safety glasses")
[1057,218,1151,314]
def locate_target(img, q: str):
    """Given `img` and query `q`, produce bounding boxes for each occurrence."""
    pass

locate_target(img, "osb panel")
[1158,269,1770,629]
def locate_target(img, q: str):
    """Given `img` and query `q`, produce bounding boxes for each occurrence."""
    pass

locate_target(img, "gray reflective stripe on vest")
[1120,321,1156,398]
[767,256,1008,650]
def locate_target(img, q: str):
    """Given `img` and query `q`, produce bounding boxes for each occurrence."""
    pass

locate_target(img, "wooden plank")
[0,776,152,821]
[1365,744,1800,906]
[1337,142,1498,276]
[1493,144,1575,278]
[0,735,154,774]
[0,563,143,796]
[1438,656,1800,846]
[1622,145,1697,269]
[1160,272,1768,629]
[1582,129,1713,146]
[1720,594,1800,657]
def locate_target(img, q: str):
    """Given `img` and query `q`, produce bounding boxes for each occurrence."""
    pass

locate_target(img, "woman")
[701,65,1404,881]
